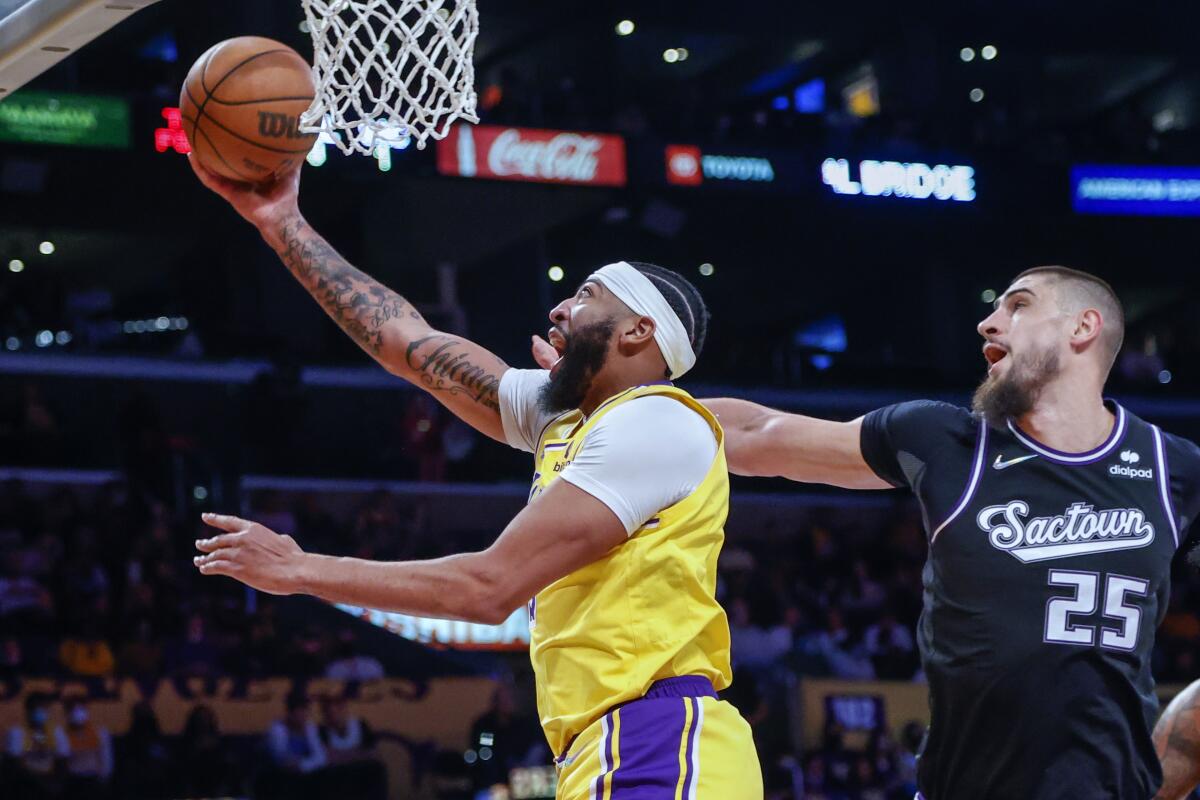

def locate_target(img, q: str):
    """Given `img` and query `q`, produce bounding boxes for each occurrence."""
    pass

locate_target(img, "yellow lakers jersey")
[526,383,733,757]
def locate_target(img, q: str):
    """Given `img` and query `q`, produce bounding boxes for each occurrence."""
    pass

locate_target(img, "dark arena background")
[3,1,1200,798]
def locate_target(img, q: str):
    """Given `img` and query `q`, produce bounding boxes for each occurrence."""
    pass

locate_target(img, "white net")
[299,0,479,155]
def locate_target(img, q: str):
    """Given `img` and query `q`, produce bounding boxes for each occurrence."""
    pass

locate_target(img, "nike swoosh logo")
[993,454,1039,470]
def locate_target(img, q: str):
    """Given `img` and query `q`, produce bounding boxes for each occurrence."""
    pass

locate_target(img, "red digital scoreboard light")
[155,107,191,154]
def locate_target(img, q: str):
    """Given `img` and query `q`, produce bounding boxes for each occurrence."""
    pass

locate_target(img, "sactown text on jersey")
[977,501,1155,563]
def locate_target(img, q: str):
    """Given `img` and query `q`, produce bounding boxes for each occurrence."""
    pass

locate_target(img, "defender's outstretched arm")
[190,157,508,442]
[704,398,890,490]
[528,335,890,490]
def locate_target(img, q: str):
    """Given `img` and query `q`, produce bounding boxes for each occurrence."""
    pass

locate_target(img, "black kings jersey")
[861,400,1200,800]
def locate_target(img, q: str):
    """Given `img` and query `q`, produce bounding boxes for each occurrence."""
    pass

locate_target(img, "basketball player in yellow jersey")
[187,159,762,799]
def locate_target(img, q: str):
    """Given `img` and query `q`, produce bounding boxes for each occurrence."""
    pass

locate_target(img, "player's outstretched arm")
[189,157,508,442]
[1153,680,1200,800]
[192,479,626,623]
[703,398,891,490]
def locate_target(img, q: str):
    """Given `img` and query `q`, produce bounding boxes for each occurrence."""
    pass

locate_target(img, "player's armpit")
[1153,680,1200,800]
[704,398,891,490]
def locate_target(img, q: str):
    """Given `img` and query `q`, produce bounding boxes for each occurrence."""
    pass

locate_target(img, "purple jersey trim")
[931,419,989,542]
[1152,425,1181,548]
[1006,403,1127,465]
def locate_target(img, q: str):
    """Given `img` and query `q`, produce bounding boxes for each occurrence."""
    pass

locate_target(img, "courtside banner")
[1072,164,1200,217]
[437,124,627,187]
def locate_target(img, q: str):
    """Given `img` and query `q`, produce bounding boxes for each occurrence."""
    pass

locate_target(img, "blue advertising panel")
[1072,165,1200,216]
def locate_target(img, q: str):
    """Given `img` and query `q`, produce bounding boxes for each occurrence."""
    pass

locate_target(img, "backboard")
[0,0,162,98]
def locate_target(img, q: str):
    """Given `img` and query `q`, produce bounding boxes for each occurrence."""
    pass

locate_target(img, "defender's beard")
[973,345,1061,428]
[538,318,617,414]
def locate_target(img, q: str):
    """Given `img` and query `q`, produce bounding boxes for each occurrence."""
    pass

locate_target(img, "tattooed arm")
[1154,679,1200,800]
[189,156,508,442]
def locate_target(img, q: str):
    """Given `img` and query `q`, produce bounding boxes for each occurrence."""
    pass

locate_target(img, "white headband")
[588,261,697,379]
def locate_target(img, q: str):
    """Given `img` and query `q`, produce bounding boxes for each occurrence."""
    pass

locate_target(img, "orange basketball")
[180,36,317,184]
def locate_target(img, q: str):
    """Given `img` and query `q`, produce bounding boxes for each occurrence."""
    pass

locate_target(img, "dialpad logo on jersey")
[1110,449,1154,480]
[978,500,1155,563]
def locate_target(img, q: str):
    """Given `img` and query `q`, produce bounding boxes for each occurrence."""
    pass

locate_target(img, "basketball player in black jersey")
[533,266,1200,798]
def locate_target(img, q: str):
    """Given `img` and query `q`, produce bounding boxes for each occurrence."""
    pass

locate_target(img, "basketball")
[180,36,317,184]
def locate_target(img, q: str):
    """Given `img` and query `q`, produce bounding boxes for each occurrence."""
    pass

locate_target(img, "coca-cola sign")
[437,124,627,187]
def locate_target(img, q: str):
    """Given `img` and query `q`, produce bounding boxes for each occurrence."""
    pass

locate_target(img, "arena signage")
[821,157,976,201]
[437,124,627,187]
[336,603,530,650]
[665,144,776,186]
[0,90,130,149]
[1072,165,1200,216]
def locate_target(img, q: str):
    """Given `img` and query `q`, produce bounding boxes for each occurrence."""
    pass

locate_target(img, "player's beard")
[972,343,1061,428]
[538,317,617,414]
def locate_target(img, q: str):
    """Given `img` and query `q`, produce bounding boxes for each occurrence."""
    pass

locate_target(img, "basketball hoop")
[299,0,479,155]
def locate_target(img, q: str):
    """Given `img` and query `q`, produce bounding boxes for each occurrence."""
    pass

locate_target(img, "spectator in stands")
[728,596,793,672]
[401,394,447,482]
[801,609,875,680]
[4,692,68,798]
[166,611,221,677]
[262,690,328,799]
[114,700,171,800]
[352,490,403,561]
[863,609,917,680]
[865,726,899,797]
[58,618,115,678]
[893,721,924,799]
[242,607,284,676]
[177,704,236,798]
[62,695,113,798]
[0,636,24,681]
[467,683,541,791]
[817,721,855,797]
[324,629,385,682]
[116,619,164,680]
[318,695,387,800]
[0,551,54,635]
[1,382,62,464]
[839,560,887,621]
[287,625,331,678]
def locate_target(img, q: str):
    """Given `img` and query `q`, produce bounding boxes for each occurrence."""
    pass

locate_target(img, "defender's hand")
[531,334,558,370]
[194,513,306,595]
[188,155,302,233]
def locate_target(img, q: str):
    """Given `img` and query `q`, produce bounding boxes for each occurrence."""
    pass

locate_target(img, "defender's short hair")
[1014,266,1125,372]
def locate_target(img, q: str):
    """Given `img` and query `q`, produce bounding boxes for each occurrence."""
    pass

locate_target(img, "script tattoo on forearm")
[1153,683,1200,800]
[276,218,417,356]
[406,334,502,412]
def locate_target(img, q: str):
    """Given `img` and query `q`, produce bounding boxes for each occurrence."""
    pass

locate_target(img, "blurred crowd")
[3,688,387,799]
[4,472,1200,799]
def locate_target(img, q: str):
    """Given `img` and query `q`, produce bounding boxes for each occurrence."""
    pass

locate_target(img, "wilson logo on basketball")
[256,112,309,141]
[436,124,627,186]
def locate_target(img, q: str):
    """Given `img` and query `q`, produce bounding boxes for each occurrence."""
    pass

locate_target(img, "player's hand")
[531,334,558,370]
[194,513,306,595]
[188,155,301,233]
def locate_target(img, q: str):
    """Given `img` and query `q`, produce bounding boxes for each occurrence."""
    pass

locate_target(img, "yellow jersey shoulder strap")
[571,383,724,451]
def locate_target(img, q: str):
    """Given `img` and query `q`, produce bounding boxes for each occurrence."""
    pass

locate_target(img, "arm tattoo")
[276,218,418,356]
[407,334,502,412]
[275,218,503,412]
[1154,682,1200,800]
